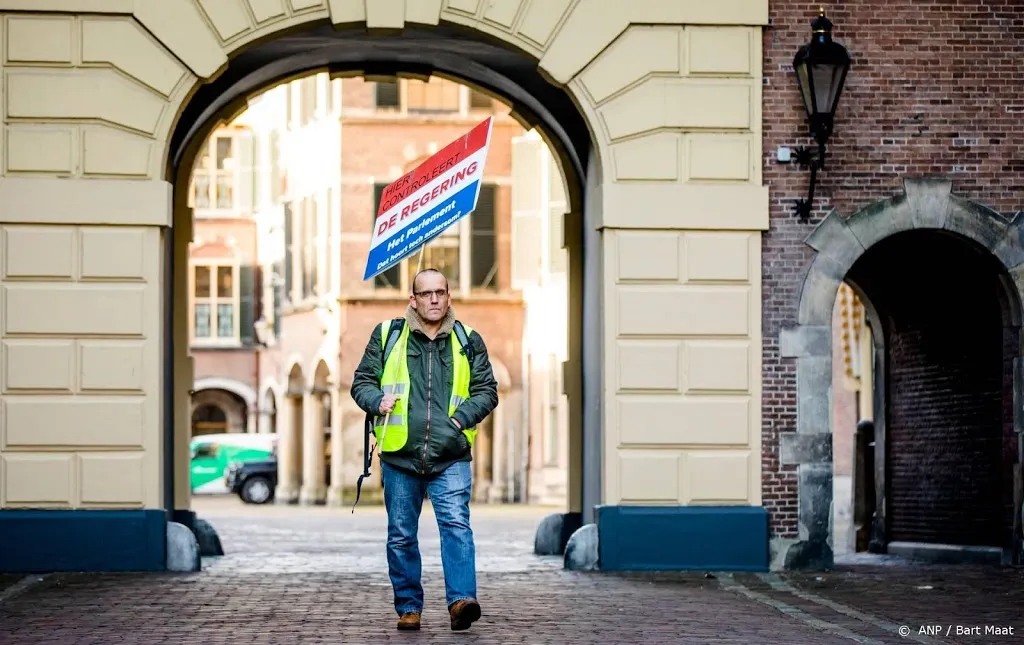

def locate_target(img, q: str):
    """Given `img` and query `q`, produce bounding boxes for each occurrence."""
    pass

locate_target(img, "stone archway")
[260,387,278,435]
[779,177,1024,569]
[190,389,248,435]
[0,1,770,574]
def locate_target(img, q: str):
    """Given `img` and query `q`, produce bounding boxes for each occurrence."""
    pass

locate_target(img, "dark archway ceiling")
[169,21,592,185]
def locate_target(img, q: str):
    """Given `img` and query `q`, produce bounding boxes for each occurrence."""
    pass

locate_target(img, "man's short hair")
[411,267,449,293]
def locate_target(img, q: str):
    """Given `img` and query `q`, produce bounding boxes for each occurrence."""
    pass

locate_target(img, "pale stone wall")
[0,214,165,509]
[586,20,768,505]
[0,0,768,513]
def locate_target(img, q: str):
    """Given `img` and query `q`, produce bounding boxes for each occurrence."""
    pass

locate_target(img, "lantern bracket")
[792,141,826,221]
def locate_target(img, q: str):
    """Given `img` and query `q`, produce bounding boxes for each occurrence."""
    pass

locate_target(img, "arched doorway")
[191,404,228,436]
[190,388,249,435]
[848,230,1014,556]
[783,177,1024,569]
[260,388,278,435]
[0,3,769,575]
[166,13,598,529]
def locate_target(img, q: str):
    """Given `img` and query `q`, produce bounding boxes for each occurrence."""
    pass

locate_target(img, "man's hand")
[379,393,398,414]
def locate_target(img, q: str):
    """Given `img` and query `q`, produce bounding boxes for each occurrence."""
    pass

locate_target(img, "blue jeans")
[381,459,476,615]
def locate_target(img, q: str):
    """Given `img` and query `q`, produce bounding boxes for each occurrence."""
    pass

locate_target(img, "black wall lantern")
[789,8,851,221]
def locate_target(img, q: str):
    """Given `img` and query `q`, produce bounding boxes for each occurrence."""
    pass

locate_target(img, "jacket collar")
[405,303,455,338]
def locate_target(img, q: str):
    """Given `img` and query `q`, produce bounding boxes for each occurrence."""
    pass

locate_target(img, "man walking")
[351,267,499,632]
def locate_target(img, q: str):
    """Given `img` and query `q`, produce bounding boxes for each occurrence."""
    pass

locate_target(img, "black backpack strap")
[354,317,404,515]
[382,317,405,365]
[352,412,374,514]
[452,320,474,363]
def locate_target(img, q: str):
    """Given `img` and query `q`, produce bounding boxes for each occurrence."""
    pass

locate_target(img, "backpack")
[381,317,475,364]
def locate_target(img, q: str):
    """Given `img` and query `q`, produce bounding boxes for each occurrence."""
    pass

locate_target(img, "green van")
[190,433,277,495]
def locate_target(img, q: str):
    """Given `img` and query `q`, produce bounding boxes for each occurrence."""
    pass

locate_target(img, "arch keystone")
[903,176,952,228]
[327,0,365,24]
[804,209,865,277]
[365,0,405,29]
[406,0,443,25]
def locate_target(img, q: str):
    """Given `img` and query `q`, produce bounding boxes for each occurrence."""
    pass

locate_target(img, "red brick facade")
[763,2,1024,539]
[190,216,261,422]
[336,77,526,387]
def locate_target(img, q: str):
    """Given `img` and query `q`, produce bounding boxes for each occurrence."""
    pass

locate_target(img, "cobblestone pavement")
[0,497,1022,644]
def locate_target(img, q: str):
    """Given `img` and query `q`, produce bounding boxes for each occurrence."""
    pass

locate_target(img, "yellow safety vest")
[374,319,476,452]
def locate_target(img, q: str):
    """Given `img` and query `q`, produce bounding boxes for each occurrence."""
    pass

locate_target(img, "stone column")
[489,409,507,503]
[257,404,272,434]
[300,390,327,504]
[327,391,346,506]
[246,404,258,433]
[778,324,835,569]
[275,394,300,503]
[473,416,491,502]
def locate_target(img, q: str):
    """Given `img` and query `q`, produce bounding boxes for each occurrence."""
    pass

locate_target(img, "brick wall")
[764,1,1024,538]
[192,218,258,261]
[194,350,257,389]
[329,78,529,487]
[190,217,260,393]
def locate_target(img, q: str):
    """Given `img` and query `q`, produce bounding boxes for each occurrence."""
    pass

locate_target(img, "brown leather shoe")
[448,599,481,631]
[397,612,421,631]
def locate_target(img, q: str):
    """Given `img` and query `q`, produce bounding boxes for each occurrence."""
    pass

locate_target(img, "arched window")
[192,404,228,436]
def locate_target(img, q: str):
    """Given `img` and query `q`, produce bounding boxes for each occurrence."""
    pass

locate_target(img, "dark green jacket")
[350,308,499,477]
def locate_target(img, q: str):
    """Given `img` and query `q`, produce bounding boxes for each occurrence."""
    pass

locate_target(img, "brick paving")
[0,575,22,593]
[0,498,1021,644]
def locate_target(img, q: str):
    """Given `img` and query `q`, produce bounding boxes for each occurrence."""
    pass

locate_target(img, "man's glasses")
[414,289,448,299]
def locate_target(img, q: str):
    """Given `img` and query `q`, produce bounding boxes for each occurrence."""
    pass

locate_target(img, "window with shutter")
[469,89,493,110]
[548,207,567,274]
[375,81,400,110]
[191,262,241,346]
[406,78,459,114]
[269,130,282,204]
[510,135,544,288]
[271,260,283,339]
[470,184,497,290]
[235,130,255,215]
[545,353,561,466]
[306,197,319,298]
[189,130,245,215]
[546,152,569,275]
[239,264,256,346]
[405,223,460,289]
[301,77,316,124]
[283,202,294,301]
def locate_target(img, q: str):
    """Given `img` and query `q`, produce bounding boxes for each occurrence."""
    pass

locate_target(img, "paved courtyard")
[0,496,1022,644]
